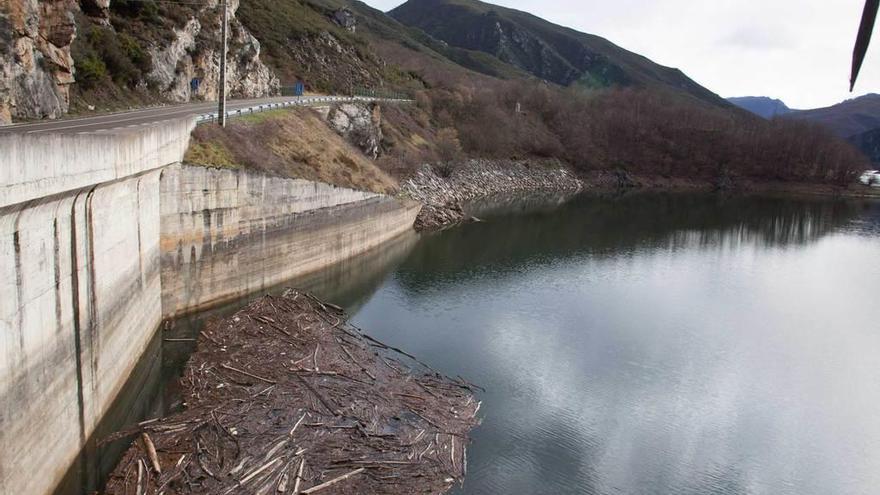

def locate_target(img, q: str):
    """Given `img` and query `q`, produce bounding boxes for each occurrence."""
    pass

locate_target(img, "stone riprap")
[402,159,583,230]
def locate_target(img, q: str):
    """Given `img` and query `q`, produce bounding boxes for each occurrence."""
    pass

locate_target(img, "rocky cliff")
[143,0,278,103]
[0,0,278,124]
[325,102,384,159]
[0,0,78,123]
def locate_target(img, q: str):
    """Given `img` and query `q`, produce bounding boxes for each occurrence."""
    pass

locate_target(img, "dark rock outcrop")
[333,8,357,32]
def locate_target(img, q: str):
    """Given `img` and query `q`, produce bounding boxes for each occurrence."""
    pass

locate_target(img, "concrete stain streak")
[53,218,63,335]
[136,177,144,289]
[85,187,99,393]
[69,189,88,447]
[12,229,23,351]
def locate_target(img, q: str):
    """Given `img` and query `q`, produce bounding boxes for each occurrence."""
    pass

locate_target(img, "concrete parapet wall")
[0,117,195,209]
[159,164,420,317]
[0,170,163,495]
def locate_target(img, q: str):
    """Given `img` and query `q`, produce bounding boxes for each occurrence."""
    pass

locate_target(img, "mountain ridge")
[727,97,793,119]
[785,93,880,139]
[389,0,730,108]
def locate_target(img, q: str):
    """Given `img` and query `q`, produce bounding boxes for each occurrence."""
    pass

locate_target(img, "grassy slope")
[185,108,398,194]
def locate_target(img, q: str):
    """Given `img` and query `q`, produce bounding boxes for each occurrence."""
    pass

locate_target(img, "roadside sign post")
[218,0,228,127]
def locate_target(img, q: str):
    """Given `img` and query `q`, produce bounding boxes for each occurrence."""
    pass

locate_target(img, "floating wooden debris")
[102,289,481,494]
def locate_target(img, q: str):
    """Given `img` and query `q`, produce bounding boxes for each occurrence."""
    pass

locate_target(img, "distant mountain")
[848,127,880,163]
[727,97,793,119]
[727,93,880,162]
[785,93,880,139]
[389,0,729,107]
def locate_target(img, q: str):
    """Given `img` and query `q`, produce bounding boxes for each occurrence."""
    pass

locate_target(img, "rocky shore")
[103,290,480,495]
[402,159,584,231]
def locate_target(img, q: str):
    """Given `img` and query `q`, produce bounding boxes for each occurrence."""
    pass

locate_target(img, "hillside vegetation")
[242,0,868,186]
[785,94,880,139]
[381,81,864,186]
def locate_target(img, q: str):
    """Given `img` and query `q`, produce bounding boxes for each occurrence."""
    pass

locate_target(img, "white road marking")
[2,96,407,135]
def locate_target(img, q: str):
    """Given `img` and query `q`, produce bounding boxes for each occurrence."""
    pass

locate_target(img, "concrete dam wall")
[0,170,165,495]
[159,164,421,317]
[0,123,419,495]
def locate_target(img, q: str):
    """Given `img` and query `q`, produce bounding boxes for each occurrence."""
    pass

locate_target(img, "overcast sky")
[364,0,879,109]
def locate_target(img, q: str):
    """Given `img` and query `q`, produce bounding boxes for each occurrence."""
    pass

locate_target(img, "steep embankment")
[0,0,429,123]
[0,0,78,123]
[185,103,397,194]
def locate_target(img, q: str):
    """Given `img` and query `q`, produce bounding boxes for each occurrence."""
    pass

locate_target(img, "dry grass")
[185,108,398,194]
[183,141,239,170]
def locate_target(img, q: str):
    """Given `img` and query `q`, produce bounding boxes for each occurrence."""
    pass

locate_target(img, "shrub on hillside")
[75,25,153,88]
[76,55,108,88]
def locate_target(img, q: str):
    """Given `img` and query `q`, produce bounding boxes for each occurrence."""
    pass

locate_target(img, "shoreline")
[403,161,880,231]
[578,169,880,199]
[402,159,584,231]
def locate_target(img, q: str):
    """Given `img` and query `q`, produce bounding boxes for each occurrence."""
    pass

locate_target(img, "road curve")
[0,96,344,135]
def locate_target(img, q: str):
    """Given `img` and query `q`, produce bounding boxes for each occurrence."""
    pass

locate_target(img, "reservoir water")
[98,192,880,495]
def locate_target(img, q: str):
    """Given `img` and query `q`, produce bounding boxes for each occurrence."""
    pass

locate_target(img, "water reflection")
[78,193,880,495]
[402,194,866,291]
[349,193,880,495]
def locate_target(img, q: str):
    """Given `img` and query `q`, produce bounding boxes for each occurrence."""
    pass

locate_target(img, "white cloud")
[364,0,880,109]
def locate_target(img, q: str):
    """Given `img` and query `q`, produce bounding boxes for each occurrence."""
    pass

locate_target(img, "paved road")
[0,96,340,135]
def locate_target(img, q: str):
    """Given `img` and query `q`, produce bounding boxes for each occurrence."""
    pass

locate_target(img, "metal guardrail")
[195,96,413,125]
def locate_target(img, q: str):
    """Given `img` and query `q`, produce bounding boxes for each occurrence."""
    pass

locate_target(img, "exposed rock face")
[78,0,109,24]
[326,102,383,159]
[0,0,278,124]
[290,30,379,91]
[148,0,279,102]
[333,8,357,32]
[0,0,78,124]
